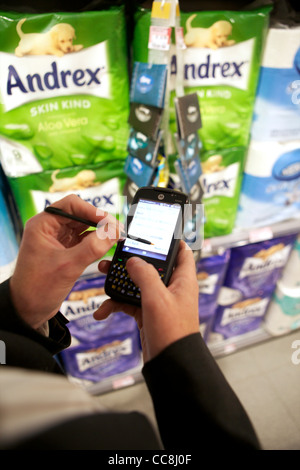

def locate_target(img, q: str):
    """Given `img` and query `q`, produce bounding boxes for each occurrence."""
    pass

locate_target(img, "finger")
[93,298,141,326]
[69,228,120,272]
[125,257,166,305]
[98,259,111,274]
[93,298,115,320]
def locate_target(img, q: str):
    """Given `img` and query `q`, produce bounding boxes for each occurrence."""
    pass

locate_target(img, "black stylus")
[44,206,98,227]
[44,206,153,245]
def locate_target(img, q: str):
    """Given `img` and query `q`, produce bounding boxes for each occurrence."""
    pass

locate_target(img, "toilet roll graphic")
[251,27,300,141]
[236,140,300,228]
[0,340,6,364]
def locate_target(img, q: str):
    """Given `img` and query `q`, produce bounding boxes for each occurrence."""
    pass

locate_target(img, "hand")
[94,241,200,362]
[10,194,122,330]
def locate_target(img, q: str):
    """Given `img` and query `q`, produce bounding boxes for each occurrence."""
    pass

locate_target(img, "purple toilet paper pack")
[211,234,297,339]
[196,250,230,340]
[60,275,141,383]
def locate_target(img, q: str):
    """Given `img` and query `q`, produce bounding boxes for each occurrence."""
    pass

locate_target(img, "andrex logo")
[0,41,110,112]
[170,38,254,91]
[200,162,239,199]
[7,61,104,95]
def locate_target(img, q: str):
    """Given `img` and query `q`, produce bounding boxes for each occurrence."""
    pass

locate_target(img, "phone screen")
[122,198,182,261]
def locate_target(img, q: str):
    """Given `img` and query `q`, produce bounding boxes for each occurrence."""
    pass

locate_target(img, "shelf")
[202,217,300,255]
[67,360,144,396]
[207,327,272,358]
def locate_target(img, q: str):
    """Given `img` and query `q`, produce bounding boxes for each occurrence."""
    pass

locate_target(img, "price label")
[148,26,171,51]
[249,226,273,243]
[175,26,186,50]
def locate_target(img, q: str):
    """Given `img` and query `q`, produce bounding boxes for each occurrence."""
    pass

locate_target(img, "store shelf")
[68,361,144,396]
[207,327,273,358]
[202,217,300,255]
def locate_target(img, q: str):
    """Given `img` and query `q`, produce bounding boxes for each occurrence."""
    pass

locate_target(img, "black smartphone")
[104,186,189,306]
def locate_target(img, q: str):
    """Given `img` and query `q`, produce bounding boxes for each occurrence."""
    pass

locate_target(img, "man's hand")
[94,241,200,362]
[10,194,122,329]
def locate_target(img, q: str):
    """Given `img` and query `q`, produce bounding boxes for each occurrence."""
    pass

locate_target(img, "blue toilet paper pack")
[251,27,300,142]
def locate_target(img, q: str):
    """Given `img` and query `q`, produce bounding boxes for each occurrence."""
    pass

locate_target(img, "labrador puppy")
[15,18,83,57]
[185,14,235,49]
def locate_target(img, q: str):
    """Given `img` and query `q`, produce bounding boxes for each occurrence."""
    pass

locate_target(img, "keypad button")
[108,258,166,302]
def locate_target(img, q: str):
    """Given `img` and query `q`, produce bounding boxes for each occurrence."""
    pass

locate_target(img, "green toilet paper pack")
[8,160,126,225]
[0,8,130,176]
[132,6,270,237]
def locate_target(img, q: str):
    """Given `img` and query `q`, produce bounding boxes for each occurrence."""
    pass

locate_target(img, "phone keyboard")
[107,259,165,302]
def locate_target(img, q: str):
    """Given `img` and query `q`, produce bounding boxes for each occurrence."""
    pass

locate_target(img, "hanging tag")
[148,25,172,51]
[175,26,186,50]
[151,1,171,20]
[128,102,163,140]
[130,62,168,108]
[174,93,202,139]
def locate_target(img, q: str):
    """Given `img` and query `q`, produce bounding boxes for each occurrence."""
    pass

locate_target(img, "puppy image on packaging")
[184,14,235,49]
[49,169,98,192]
[15,18,83,57]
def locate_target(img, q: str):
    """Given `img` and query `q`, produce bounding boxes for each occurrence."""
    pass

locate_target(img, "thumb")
[126,257,164,295]
[71,228,120,274]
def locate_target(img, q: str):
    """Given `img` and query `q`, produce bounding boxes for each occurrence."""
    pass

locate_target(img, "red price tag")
[148,26,171,51]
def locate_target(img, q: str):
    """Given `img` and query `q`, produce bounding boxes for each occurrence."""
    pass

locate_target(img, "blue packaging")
[130,62,168,108]
[0,172,19,282]
[251,27,300,142]
[124,154,156,187]
[236,140,300,228]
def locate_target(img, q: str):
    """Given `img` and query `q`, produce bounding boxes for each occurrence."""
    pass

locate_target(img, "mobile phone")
[104,186,189,306]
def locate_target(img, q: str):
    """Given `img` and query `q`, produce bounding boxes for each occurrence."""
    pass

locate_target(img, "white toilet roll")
[251,26,300,141]
[236,139,300,228]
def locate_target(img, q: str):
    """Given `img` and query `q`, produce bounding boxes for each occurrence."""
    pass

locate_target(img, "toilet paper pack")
[132,6,271,237]
[7,160,125,226]
[264,235,300,336]
[196,249,230,340]
[251,26,300,142]
[236,139,300,228]
[0,9,130,177]
[60,275,142,384]
[211,234,297,339]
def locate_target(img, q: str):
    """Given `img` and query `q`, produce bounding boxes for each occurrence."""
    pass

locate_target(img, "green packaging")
[8,160,126,225]
[132,6,271,237]
[0,9,130,176]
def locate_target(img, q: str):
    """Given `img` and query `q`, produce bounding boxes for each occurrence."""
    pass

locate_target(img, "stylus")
[44,206,98,227]
[44,207,153,244]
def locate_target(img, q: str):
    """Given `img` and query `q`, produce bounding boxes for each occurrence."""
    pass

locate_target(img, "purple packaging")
[223,234,297,298]
[196,249,230,340]
[60,275,137,343]
[60,330,141,383]
[211,234,297,340]
[60,275,142,383]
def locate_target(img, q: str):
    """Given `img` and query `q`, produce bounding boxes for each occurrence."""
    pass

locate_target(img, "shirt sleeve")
[142,332,261,451]
[0,278,71,356]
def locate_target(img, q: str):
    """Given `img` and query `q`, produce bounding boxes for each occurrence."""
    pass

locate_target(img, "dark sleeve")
[142,332,261,451]
[0,279,71,372]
